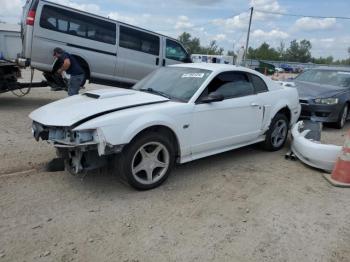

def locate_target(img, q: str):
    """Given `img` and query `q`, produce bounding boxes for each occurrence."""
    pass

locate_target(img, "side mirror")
[200,92,224,103]
[183,56,192,63]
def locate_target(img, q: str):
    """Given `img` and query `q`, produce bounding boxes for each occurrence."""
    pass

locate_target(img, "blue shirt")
[60,52,84,76]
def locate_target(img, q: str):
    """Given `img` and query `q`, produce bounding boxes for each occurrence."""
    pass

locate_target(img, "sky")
[1,0,350,59]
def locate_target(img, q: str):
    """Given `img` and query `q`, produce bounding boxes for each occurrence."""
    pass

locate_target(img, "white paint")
[30,64,301,163]
[0,24,21,60]
[291,121,342,172]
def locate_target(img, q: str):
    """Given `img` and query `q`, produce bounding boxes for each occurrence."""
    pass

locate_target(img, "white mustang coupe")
[30,64,300,190]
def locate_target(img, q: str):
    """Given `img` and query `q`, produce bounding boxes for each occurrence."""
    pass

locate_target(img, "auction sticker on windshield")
[182,73,205,78]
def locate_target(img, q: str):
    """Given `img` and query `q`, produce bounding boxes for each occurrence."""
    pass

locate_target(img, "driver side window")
[166,39,188,62]
[202,71,254,100]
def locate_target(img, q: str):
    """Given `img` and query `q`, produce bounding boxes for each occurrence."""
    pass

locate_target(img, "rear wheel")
[261,113,289,151]
[335,104,348,129]
[114,132,175,190]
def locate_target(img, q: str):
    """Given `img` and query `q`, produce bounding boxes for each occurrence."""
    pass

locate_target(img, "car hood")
[29,88,169,127]
[293,80,346,99]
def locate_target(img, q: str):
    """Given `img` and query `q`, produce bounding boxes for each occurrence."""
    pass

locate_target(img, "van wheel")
[261,113,289,151]
[114,132,175,190]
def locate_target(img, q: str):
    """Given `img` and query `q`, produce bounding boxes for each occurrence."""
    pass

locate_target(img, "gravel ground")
[0,71,350,262]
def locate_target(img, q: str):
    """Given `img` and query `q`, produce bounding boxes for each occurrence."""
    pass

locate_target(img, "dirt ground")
[1,71,350,262]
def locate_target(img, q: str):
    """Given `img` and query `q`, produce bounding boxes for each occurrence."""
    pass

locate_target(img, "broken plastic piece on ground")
[300,120,322,141]
[291,121,342,172]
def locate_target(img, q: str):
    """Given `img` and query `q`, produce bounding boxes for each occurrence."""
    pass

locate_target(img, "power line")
[255,10,350,20]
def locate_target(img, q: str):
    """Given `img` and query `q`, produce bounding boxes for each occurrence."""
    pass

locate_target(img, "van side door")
[162,38,190,66]
[116,25,161,84]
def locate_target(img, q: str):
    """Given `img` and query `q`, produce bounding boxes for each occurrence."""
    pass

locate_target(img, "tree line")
[178,32,350,65]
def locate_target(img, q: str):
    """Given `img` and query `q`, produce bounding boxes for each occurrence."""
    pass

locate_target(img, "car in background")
[292,67,350,128]
[20,0,191,88]
[280,64,293,73]
[30,63,300,190]
[275,67,284,73]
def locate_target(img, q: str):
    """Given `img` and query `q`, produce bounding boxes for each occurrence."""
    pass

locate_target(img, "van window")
[119,26,160,56]
[166,39,188,62]
[40,5,116,45]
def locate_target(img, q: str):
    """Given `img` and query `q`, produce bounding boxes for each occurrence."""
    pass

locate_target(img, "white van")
[191,54,234,65]
[20,0,191,87]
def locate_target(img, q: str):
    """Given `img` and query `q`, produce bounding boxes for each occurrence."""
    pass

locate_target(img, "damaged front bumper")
[32,121,125,173]
[291,121,342,172]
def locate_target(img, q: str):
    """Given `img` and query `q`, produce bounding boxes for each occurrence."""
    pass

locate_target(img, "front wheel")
[335,104,348,129]
[114,132,175,190]
[261,113,289,151]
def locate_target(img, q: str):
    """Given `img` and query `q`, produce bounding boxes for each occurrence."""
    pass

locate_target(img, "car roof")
[314,66,350,72]
[171,63,258,74]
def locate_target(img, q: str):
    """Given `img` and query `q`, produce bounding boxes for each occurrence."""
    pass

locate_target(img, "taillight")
[26,10,36,26]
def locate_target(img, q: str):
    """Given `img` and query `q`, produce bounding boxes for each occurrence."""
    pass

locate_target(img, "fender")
[263,88,300,130]
[74,104,193,157]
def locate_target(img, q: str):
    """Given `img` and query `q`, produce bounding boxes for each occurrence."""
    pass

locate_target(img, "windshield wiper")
[140,88,171,99]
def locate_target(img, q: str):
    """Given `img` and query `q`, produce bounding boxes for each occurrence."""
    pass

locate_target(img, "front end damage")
[290,121,342,172]
[32,121,124,174]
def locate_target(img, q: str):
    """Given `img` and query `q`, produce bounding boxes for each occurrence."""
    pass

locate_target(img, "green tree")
[201,40,224,55]
[312,56,334,64]
[286,39,312,62]
[227,50,236,58]
[178,32,224,55]
[247,42,280,60]
[178,32,202,54]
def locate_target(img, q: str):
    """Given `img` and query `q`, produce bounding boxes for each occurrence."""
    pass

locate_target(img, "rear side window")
[119,26,160,56]
[166,39,188,62]
[250,74,268,93]
[204,72,254,100]
[40,5,116,45]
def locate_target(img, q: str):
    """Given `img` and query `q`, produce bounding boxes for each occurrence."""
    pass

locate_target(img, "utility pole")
[243,6,254,65]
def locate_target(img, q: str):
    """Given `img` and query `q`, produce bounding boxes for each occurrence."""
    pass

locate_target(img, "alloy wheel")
[131,142,170,185]
[340,105,348,128]
[271,119,288,148]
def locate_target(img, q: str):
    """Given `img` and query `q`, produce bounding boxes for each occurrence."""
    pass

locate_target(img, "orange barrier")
[324,130,350,187]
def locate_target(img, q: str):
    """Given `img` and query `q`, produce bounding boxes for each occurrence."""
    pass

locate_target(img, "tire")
[335,104,348,129]
[114,132,175,190]
[261,113,289,151]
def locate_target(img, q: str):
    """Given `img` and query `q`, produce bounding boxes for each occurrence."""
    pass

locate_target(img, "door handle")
[251,103,260,107]
[156,58,159,65]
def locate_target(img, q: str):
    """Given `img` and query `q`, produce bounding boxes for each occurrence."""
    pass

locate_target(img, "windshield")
[296,69,350,88]
[133,67,212,102]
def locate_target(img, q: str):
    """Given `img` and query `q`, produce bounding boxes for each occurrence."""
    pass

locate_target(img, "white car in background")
[30,64,301,190]
[275,67,285,73]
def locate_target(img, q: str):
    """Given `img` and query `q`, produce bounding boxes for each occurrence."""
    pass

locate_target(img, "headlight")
[314,98,339,105]
[72,130,96,143]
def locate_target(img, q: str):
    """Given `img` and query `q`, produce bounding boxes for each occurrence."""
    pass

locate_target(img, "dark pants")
[68,74,84,96]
